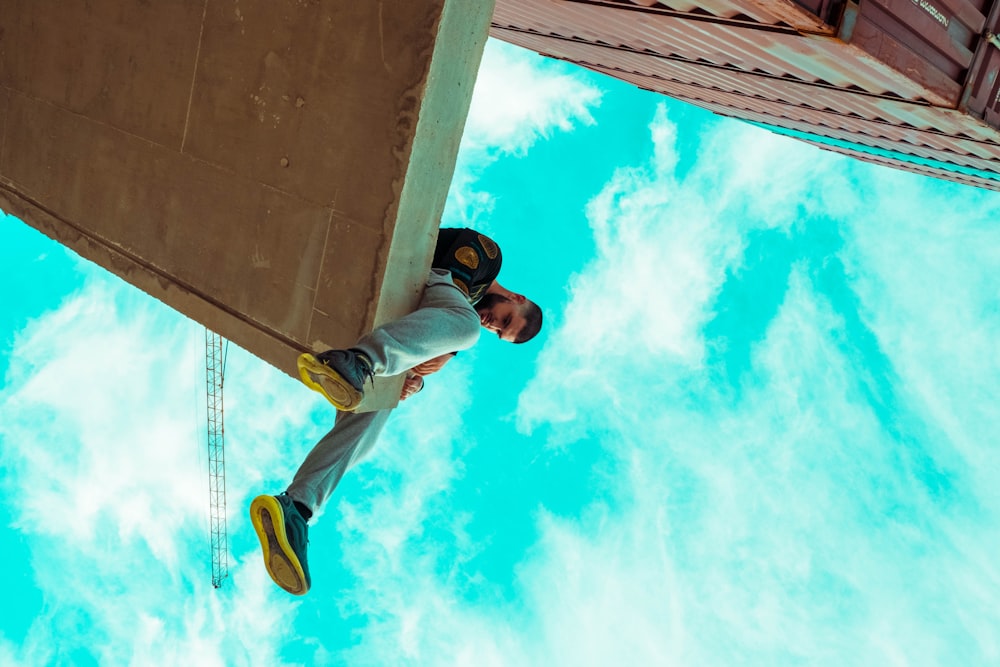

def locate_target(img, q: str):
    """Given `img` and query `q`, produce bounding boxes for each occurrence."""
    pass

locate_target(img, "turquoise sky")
[3,40,1000,666]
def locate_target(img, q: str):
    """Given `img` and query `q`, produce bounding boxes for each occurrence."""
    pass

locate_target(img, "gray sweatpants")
[286,269,481,515]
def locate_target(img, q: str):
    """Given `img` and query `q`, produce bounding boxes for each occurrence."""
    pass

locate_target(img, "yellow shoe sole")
[296,352,364,411]
[249,495,309,596]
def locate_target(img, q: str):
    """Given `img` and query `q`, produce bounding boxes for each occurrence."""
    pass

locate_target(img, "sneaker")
[297,349,374,411]
[250,494,311,595]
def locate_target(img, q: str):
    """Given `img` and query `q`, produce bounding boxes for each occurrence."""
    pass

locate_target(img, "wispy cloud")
[446,39,602,230]
[463,40,601,156]
[0,268,324,665]
[512,107,1000,664]
[324,105,1000,665]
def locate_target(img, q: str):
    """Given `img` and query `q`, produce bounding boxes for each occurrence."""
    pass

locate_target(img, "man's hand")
[402,352,456,400]
[400,372,424,401]
[411,352,455,377]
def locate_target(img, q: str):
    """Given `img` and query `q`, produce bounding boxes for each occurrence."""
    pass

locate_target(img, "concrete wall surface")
[0,0,493,409]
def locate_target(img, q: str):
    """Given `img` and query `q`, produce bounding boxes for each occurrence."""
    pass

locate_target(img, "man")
[250,228,542,595]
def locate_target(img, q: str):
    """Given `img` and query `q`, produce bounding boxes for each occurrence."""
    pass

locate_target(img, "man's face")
[475,294,527,343]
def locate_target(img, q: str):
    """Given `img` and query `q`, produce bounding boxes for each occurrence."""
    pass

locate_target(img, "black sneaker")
[250,493,311,595]
[297,349,374,411]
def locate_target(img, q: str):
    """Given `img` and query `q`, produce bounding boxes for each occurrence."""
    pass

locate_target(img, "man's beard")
[474,293,509,314]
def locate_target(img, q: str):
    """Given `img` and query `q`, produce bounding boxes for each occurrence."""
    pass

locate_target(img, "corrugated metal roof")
[490,0,1000,188]
[584,63,1000,157]
[796,138,1000,189]
[752,120,1000,181]
[688,97,1000,172]
[493,0,957,101]
[495,26,1000,139]
[579,0,836,32]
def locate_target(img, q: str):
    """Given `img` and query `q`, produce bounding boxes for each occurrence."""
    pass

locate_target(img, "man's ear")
[512,293,526,304]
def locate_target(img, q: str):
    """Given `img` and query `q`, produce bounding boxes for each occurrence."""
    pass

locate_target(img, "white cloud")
[320,106,1000,665]
[0,628,54,667]
[508,109,1000,664]
[2,281,202,558]
[464,40,601,156]
[0,269,327,665]
[445,39,602,229]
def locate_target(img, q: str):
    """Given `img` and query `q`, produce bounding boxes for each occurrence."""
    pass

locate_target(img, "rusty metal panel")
[574,57,1000,178]
[842,0,987,105]
[672,88,1000,172]
[571,0,835,32]
[643,56,999,139]
[494,24,1000,139]
[585,61,1000,153]
[584,0,788,27]
[629,69,1000,159]
[491,25,930,105]
[689,96,1000,172]
[493,0,957,102]
[855,0,979,70]
[796,137,1000,189]
[490,0,1000,187]
[962,1,1000,128]
[791,0,843,24]
[969,45,1000,127]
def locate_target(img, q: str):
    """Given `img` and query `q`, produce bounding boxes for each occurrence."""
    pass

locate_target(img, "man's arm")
[400,372,424,401]
[411,352,456,376]
[399,352,457,401]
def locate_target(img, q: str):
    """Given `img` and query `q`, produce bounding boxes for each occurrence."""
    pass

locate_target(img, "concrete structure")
[491,0,1000,190]
[0,0,494,409]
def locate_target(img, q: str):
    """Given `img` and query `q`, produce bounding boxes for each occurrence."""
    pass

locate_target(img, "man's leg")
[250,409,392,596]
[354,269,481,376]
[299,269,479,409]
[286,409,393,517]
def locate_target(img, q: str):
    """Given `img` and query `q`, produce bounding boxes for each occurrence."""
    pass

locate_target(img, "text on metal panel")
[910,0,949,28]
